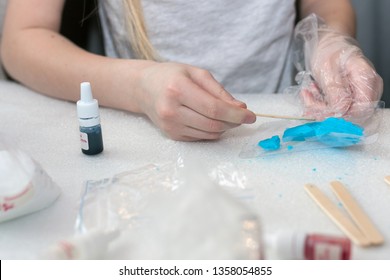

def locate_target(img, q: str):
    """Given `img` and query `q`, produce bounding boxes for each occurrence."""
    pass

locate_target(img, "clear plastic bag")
[75,161,182,233]
[239,101,384,158]
[75,157,262,259]
[0,135,61,223]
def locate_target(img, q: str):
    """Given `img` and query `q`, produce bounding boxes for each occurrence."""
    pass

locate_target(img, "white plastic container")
[0,140,60,223]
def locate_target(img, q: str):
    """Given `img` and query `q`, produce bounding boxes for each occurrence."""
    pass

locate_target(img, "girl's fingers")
[176,76,256,124]
[178,105,241,132]
[159,104,241,141]
[189,68,248,108]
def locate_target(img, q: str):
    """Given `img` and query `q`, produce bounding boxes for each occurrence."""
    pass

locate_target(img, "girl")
[0,0,382,141]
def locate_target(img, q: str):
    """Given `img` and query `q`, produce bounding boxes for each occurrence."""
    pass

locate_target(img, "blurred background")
[351,0,389,107]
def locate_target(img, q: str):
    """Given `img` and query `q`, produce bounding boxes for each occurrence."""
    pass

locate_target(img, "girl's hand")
[136,62,256,141]
[302,31,383,119]
[294,14,383,121]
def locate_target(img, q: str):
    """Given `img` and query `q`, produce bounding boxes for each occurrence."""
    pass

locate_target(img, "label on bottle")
[314,243,342,259]
[80,132,89,150]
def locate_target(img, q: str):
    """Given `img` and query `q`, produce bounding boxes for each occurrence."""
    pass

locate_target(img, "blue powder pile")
[258,117,364,151]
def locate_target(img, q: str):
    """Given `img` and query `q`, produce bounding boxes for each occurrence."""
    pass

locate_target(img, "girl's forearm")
[1,27,156,113]
[299,0,356,37]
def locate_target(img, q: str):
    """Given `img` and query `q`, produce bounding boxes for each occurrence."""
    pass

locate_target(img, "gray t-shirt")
[99,0,296,93]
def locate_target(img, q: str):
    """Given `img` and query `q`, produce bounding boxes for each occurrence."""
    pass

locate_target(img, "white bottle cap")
[77,82,100,127]
[264,231,306,260]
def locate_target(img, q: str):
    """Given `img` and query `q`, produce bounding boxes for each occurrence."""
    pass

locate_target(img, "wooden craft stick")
[304,184,371,247]
[255,113,315,121]
[330,181,384,245]
[385,176,390,186]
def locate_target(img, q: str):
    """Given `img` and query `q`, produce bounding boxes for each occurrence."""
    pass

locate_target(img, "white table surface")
[0,80,389,260]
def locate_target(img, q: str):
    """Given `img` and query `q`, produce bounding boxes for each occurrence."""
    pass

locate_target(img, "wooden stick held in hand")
[255,113,315,121]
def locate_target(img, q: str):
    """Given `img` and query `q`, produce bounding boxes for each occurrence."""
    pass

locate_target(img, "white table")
[1,81,389,259]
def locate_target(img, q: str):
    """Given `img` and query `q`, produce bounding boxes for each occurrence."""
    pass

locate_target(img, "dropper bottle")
[265,231,351,260]
[77,82,104,155]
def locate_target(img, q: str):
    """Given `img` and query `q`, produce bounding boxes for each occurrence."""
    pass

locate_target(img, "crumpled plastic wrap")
[75,157,262,259]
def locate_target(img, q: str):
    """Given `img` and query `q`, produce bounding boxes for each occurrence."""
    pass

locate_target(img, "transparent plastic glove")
[293,14,383,120]
[137,62,256,141]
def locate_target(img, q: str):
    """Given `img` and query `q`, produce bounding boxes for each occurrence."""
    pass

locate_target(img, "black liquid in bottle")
[80,124,103,155]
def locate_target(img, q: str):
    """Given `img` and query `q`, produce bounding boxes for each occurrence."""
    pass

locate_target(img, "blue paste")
[282,117,363,147]
[258,135,281,151]
[258,117,364,151]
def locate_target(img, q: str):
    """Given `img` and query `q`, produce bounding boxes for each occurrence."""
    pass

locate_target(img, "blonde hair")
[123,0,160,60]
